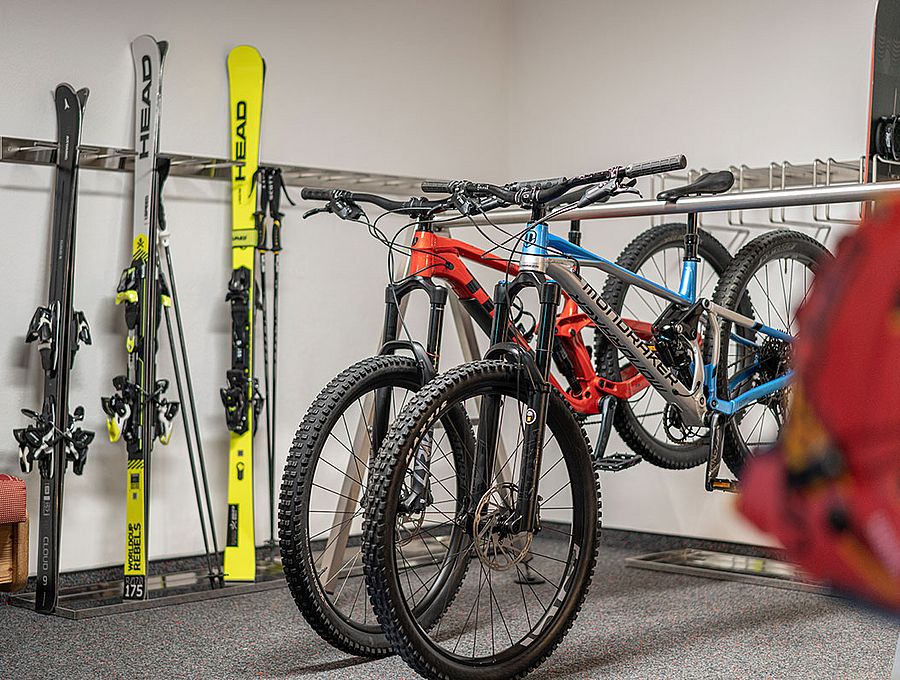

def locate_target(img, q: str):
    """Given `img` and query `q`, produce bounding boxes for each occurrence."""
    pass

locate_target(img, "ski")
[101,35,178,601]
[13,83,92,614]
[222,45,265,581]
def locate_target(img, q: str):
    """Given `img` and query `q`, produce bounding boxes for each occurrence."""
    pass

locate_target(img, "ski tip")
[131,34,156,46]
[131,34,165,58]
[52,83,88,113]
[227,44,263,65]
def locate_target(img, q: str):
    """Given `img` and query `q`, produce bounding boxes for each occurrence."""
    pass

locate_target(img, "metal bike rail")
[436,180,900,228]
[0,135,444,194]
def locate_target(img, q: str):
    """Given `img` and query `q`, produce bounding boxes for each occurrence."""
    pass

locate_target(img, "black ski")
[13,83,93,614]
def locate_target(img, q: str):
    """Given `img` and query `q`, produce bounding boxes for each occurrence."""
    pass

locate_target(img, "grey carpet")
[0,542,895,679]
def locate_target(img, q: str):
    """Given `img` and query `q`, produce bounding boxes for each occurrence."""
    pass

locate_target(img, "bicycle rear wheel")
[597,223,733,468]
[711,230,830,477]
[364,360,599,680]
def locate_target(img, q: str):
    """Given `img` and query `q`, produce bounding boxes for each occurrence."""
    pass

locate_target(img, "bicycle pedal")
[595,453,642,472]
[708,478,739,493]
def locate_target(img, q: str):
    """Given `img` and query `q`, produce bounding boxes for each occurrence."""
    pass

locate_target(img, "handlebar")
[625,154,687,178]
[299,187,449,214]
[420,154,687,209]
[303,154,688,222]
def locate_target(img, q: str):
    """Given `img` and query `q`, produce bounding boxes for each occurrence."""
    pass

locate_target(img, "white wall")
[503,0,875,544]
[0,0,880,572]
[0,0,510,572]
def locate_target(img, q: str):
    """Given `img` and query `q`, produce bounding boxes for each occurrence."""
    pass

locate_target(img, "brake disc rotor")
[473,482,533,571]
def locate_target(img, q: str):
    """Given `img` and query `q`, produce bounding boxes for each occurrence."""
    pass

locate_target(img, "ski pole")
[254,166,276,554]
[157,157,224,586]
[269,167,294,553]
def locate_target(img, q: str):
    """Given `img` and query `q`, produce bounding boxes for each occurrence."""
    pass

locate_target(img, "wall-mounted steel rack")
[653,157,865,227]
[644,157,871,247]
[0,135,445,194]
[436,155,900,251]
[438,176,900,228]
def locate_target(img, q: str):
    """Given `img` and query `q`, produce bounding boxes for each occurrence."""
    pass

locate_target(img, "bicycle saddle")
[656,170,734,202]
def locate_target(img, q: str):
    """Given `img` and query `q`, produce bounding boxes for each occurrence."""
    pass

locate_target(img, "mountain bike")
[362,156,830,679]
[278,173,736,657]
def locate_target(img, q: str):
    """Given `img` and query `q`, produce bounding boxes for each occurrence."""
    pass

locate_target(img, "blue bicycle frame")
[539,223,793,419]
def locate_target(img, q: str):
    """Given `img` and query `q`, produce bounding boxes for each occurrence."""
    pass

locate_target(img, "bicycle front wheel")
[364,360,599,680]
[278,354,472,656]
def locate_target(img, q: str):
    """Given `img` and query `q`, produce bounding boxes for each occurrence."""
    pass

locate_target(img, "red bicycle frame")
[404,228,650,416]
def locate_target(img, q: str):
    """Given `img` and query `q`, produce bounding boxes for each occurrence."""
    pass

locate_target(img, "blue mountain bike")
[362,155,829,680]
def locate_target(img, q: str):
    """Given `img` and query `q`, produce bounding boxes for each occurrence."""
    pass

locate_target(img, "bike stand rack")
[8,557,286,620]
[893,633,900,680]
[624,548,827,595]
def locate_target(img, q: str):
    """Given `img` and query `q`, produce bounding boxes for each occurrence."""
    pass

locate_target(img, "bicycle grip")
[421,180,453,194]
[300,187,333,201]
[626,155,687,178]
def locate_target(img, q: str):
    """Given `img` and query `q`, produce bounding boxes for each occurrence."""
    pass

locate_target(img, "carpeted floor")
[0,540,895,679]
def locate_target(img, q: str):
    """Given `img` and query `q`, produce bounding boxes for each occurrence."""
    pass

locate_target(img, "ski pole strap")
[253,167,272,250]
[157,157,172,237]
[269,168,293,253]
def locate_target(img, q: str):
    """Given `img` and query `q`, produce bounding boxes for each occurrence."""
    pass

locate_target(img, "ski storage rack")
[439,166,900,230]
[1,133,473,618]
[0,135,445,194]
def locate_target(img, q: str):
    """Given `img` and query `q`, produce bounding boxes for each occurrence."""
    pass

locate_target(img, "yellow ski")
[222,45,265,581]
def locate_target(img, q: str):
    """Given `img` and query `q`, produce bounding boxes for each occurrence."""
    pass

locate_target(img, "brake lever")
[302,205,331,219]
[331,198,364,221]
[576,178,618,208]
[614,178,642,199]
[450,189,480,216]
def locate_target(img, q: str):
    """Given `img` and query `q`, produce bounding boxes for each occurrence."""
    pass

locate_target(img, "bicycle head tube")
[519,221,549,272]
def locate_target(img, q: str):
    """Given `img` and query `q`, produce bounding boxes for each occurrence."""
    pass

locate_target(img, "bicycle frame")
[383,221,654,411]
[478,209,796,532]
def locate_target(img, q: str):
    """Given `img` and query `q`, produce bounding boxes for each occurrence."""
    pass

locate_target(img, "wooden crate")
[0,516,28,592]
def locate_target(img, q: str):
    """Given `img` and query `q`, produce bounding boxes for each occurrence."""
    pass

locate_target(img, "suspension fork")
[514,279,560,534]
[470,274,559,536]
[378,278,449,514]
[375,278,448,445]
[470,279,514,516]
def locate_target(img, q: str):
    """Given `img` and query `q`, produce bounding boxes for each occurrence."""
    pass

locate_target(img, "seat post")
[684,212,700,262]
[568,220,582,246]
